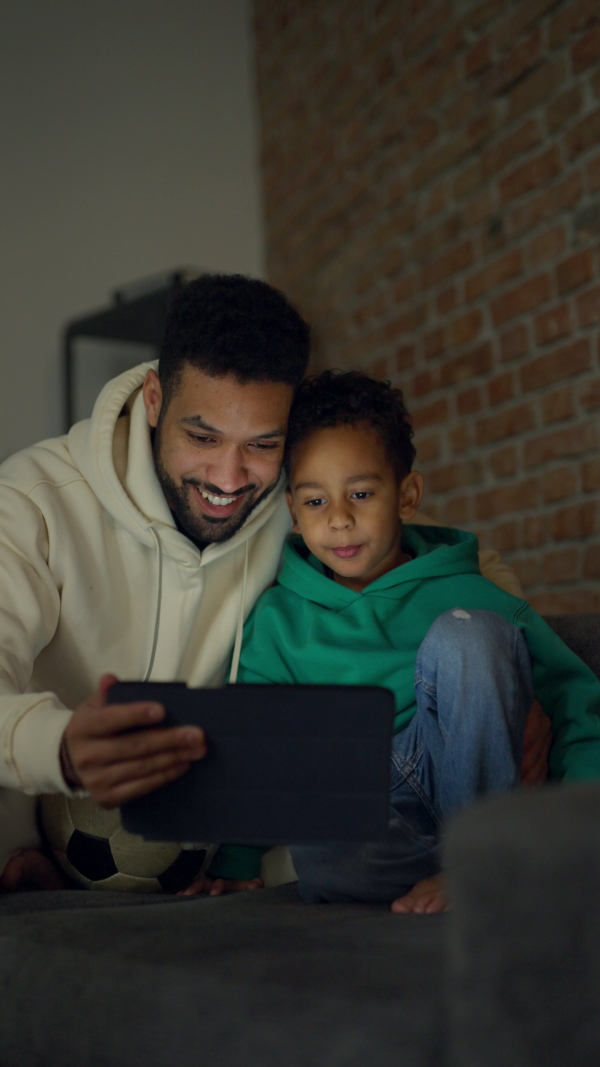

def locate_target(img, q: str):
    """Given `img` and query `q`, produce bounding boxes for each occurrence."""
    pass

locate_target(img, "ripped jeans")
[291,608,533,904]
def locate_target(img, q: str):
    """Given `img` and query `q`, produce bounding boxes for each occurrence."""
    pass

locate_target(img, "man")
[0,273,310,887]
[0,273,548,892]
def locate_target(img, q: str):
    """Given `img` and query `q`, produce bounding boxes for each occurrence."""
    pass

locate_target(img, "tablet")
[110,682,394,844]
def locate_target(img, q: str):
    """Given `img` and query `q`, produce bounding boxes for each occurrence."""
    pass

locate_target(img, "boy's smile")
[287,423,423,592]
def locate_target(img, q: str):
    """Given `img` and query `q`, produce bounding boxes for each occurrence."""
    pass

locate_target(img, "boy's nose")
[329,508,353,530]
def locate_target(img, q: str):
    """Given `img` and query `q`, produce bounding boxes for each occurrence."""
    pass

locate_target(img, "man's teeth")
[200,490,237,506]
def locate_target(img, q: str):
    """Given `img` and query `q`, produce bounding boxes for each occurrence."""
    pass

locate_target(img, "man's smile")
[187,481,257,521]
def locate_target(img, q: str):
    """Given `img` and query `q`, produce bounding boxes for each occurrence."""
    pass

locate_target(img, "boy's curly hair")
[284,370,416,479]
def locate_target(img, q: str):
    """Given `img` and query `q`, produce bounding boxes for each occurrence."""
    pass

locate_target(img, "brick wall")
[254,0,600,614]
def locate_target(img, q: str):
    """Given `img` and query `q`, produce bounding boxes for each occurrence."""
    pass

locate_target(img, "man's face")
[143,366,294,545]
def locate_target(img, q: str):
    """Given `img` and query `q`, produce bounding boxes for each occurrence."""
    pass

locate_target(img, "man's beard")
[152,428,279,547]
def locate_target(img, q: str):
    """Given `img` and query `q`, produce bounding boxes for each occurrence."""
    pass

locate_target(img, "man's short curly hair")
[159,273,310,408]
[284,370,416,480]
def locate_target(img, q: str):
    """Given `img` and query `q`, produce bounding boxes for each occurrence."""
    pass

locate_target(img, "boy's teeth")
[201,490,236,506]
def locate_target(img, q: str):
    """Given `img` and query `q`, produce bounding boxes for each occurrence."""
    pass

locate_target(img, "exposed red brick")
[491,274,552,326]
[436,286,458,315]
[588,154,600,193]
[556,250,595,294]
[412,369,439,397]
[566,108,600,159]
[465,250,524,302]
[549,0,600,49]
[449,310,483,347]
[524,422,598,466]
[449,425,471,454]
[428,459,483,494]
[546,87,584,134]
[440,342,493,386]
[465,37,492,78]
[490,521,520,553]
[572,23,600,73]
[475,478,539,521]
[444,495,472,526]
[534,303,572,345]
[541,386,576,424]
[412,396,450,429]
[529,225,566,265]
[509,172,583,236]
[482,120,541,177]
[520,339,591,392]
[490,445,518,478]
[422,240,476,289]
[475,402,536,445]
[542,547,581,583]
[580,376,600,410]
[423,327,446,359]
[482,29,542,95]
[507,59,566,123]
[500,323,531,362]
[457,386,483,415]
[488,372,516,407]
[416,433,442,463]
[583,458,600,492]
[396,344,417,372]
[523,516,546,548]
[494,0,564,50]
[499,147,562,205]
[530,590,600,615]
[542,467,578,503]
[576,285,600,328]
[552,501,597,540]
[584,544,600,578]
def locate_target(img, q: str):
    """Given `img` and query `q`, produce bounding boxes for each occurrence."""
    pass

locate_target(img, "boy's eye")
[351,491,373,500]
[305,498,326,508]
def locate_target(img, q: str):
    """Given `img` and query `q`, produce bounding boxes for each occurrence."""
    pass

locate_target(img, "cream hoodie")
[0,362,291,802]
[0,361,522,871]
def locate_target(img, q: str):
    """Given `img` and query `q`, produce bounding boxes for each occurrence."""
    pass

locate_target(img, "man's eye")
[189,433,215,445]
[249,441,279,451]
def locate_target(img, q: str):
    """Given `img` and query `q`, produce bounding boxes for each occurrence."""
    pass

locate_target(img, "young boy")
[198,370,600,911]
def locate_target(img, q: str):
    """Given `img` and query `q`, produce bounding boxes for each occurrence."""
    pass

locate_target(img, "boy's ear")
[398,471,424,520]
[285,488,301,533]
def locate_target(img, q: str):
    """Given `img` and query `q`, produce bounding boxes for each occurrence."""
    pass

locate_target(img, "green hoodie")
[208,525,600,880]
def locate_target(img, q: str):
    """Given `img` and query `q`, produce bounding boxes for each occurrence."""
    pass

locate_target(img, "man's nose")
[206,446,250,493]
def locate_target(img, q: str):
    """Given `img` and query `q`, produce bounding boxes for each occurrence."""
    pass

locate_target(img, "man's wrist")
[59,734,81,790]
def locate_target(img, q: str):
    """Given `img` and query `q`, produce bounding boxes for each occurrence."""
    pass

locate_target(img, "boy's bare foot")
[0,848,72,892]
[391,872,449,914]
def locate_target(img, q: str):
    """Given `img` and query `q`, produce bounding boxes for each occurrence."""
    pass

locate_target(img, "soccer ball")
[39,793,217,893]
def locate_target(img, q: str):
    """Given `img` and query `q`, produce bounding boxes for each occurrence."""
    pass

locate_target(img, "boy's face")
[286,422,423,592]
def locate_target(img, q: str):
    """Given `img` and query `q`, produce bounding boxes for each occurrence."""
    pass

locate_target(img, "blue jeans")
[291,609,533,903]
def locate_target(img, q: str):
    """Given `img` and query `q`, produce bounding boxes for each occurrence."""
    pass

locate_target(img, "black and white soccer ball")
[39,793,217,892]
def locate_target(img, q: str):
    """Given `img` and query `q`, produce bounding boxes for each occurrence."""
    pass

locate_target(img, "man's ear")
[398,471,424,520]
[285,488,301,533]
[142,369,163,429]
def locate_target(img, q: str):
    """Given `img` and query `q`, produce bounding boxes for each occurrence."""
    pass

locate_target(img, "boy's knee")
[421,608,522,668]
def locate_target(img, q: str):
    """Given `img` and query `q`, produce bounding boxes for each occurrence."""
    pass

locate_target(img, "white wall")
[0,0,264,456]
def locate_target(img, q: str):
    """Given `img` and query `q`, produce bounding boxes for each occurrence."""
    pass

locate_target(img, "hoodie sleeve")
[0,486,72,794]
[515,603,600,781]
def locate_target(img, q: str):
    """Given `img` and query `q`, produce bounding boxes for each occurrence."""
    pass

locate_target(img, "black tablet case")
[110,682,394,844]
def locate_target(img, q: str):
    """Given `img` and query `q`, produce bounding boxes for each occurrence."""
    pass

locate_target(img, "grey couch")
[1,615,599,1067]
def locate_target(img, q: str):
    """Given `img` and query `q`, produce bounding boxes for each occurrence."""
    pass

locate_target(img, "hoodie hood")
[67,361,288,565]
[278,524,482,610]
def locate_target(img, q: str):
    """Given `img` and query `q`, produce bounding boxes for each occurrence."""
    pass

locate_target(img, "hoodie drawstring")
[144,526,163,682]
[228,541,249,684]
